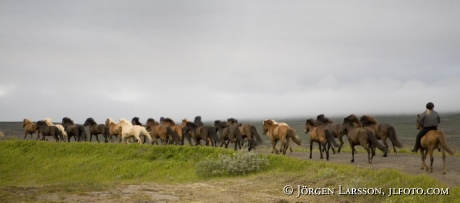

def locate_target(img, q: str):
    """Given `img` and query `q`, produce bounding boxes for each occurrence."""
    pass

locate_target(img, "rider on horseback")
[411,102,440,152]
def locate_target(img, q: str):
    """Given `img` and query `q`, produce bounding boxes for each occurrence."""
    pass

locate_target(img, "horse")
[131,117,143,126]
[105,118,121,143]
[305,118,339,160]
[183,121,219,146]
[214,120,243,150]
[360,115,403,155]
[227,118,263,151]
[262,119,301,155]
[161,118,190,145]
[145,118,179,145]
[316,114,346,153]
[83,117,109,143]
[117,118,152,144]
[35,120,64,142]
[194,116,204,126]
[62,117,87,142]
[22,118,40,140]
[416,114,455,174]
[44,118,68,141]
[342,114,388,163]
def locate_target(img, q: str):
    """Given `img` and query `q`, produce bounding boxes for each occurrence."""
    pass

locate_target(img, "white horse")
[45,118,67,141]
[117,118,152,144]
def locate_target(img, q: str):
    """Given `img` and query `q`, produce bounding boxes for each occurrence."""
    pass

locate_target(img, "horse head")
[131,117,142,126]
[23,118,31,128]
[305,118,317,133]
[343,114,361,127]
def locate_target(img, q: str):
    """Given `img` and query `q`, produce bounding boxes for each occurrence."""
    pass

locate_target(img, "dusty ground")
[26,149,459,203]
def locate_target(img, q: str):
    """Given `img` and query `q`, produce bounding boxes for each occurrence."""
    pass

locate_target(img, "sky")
[1,1,459,124]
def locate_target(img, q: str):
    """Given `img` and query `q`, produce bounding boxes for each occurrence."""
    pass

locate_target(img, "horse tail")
[141,127,152,144]
[251,125,263,144]
[287,128,301,146]
[387,126,402,148]
[79,125,87,141]
[367,131,388,153]
[436,131,455,155]
[166,126,179,144]
[207,126,218,143]
[325,129,338,148]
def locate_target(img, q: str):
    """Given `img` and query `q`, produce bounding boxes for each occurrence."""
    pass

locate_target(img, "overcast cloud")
[1,1,459,123]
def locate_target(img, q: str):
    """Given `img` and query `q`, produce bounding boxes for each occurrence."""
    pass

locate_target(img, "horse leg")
[350,143,355,163]
[428,148,434,173]
[323,142,329,160]
[421,149,428,171]
[319,141,323,159]
[381,137,388,157]
[442,149,447,174]
[271,140,277,154]
[309,140,313,159]
[95,134,101,143]
[338,136,344,153]
[363,144,372,163]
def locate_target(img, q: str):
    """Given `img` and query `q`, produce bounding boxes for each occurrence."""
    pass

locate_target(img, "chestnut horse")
[145,118,179,145]
[22,118,40,140]
[161,118,190,145]
[305,118,339,160]
[343,114,388,163]
[416,114,454,174]
[84,117,109,143]
[360,115,402,155]
[262,119,301,155]
[105,118,121,143]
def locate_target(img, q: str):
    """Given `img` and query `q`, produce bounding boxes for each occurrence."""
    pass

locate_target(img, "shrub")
[195,150,270,177]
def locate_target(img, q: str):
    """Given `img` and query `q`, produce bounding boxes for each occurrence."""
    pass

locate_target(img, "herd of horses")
[20,113,455,174]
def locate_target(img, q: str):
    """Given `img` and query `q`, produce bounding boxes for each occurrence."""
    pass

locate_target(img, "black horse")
[83,117,109,143]
[183,121,219,146]
[62,117,87,142]
[35,120,63,142]
[214,120,243,150]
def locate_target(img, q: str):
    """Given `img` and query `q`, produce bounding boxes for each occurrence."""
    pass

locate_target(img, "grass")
[0,140,459,202]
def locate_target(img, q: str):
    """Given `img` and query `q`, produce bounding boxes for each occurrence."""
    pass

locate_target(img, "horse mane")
[186,121,198,127]
[119,118,133,126]
[62,117,74,124]
[106,118,116,125]
[146,118,159,125]
[360,115,378,125]
[36,120,46,126]
[85,117,97,125]
[163,118,175,125]
[227,118,238,124]
[182,118,188,122]
[263,119,275,125]
[316,114,333,124]
[23,118,32,124]
[131,117,142,125]
[344,114,361,127]
[44,118,54,126]
[306,118,317,126]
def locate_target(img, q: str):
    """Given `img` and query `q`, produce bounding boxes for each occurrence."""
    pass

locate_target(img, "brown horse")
[214,120,243,150]
[62,117,87,142]
[161,118,191,145]
[145,118,179,145]
[360,115,403,155]
[416,114,455,174]
[84,117,109,143]
[227,118,263,151]
[316,114,346,153]
[342,114,388,163]
[105,118,121,143]
[262,119,301,155]
[22,118,40,140]
[305,118,339,160]
[183,121,219,146]
[35,120,64,142]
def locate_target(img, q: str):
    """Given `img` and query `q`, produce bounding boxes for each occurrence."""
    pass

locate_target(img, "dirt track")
[285,150,460,187]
